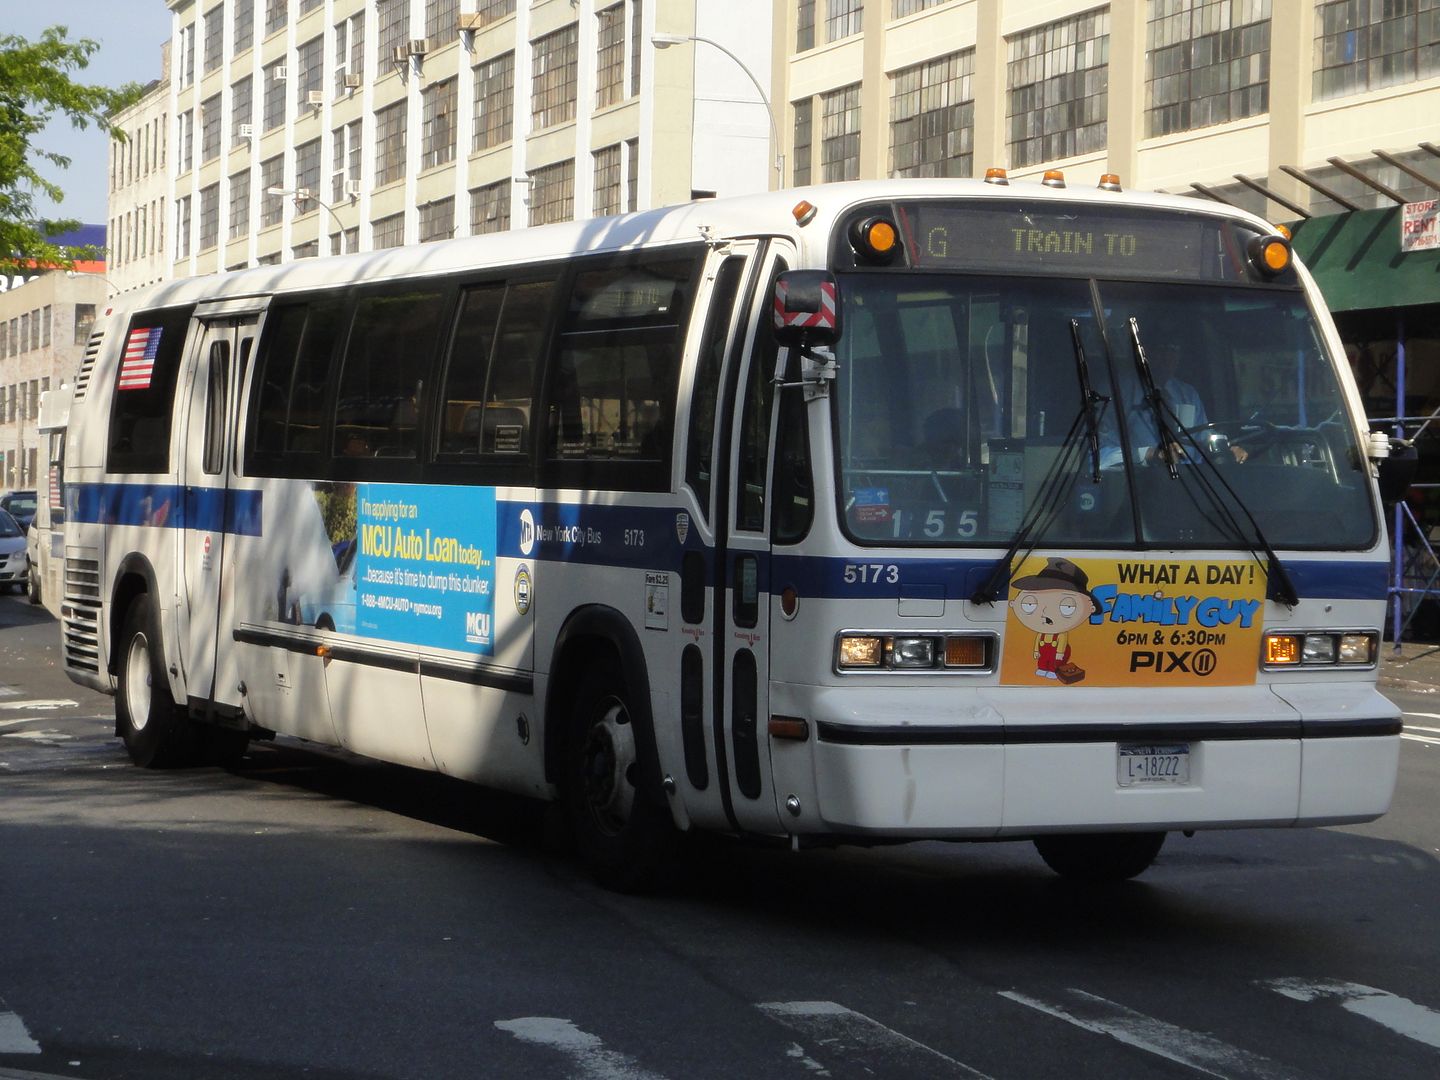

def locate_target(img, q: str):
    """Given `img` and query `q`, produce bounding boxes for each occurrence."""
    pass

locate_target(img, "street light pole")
[651,32,784,190]
[266,187,351,254]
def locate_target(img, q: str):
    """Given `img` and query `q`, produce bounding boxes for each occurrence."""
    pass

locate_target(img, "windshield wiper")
[1071,318,1109,483]
[1127,319,1299,608]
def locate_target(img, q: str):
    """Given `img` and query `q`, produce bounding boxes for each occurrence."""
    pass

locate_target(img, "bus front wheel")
[562,666,677,892]
[1033,832,1166,881]
[116,594,195,768]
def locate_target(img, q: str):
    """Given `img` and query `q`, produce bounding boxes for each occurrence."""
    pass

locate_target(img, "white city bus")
[61,177,1402,887]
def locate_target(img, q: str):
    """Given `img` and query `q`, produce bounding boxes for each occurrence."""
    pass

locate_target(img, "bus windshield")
[834,272,1376,550]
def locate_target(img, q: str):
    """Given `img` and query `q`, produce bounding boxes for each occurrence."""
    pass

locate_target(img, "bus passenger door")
[178,314,256,716]
[713,244,792,835]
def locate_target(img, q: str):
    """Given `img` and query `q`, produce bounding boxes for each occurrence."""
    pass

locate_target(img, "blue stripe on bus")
[68,483,1387,603]
[70,482,263,536]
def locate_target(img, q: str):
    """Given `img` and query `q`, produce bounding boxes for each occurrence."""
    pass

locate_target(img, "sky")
[6,0,174,226]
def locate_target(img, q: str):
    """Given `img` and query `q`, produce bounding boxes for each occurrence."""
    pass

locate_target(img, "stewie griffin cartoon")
[1009,557,1100,684]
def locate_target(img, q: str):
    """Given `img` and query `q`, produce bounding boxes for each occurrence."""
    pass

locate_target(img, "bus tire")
[116,594,195,768]
[26,566,40,605]
[562,665,677,892]
[1033,831,1166,881]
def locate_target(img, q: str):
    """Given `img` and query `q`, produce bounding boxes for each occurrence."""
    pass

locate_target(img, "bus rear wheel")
[562,666,677,892]
[26,562,40,605]
[116,594,196,768]
[1033,832,1166,881]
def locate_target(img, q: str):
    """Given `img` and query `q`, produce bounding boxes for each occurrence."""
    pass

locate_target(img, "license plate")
[1118,743,1190,786]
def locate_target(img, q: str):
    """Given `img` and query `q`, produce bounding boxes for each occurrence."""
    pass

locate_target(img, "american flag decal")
[119,327,162,391]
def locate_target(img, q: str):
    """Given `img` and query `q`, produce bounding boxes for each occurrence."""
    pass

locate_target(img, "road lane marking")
[1265,978,1440,1050]
[1401,712,1440,722]
[0,701,78,713]
[0,1008,40,1054]
[0,731,74,743]
[1401,733,1440,746]
[1000,989,1298,1080]
[494,1017,669,1080]
[757,1001,993,1079]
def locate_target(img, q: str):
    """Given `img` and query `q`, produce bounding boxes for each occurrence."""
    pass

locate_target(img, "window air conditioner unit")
[272,65,288,81]
[408,39,429,56]
[344,72,363,89]
[238,123,254,138]
[343,179,361,197]
[392,45,409,64]
[457,13,485,31]
[307,90,325,106]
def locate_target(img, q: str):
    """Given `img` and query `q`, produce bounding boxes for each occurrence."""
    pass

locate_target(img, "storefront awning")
[1289,206,1440,313]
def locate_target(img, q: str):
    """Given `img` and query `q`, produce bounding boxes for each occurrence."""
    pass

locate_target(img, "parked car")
[0,490,37,532]
[0,509,27,592]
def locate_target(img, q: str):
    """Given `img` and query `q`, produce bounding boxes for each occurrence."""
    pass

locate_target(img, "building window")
[178,23,195,89]
[532,24,579,130]
[597,4,626,108]
[330,227,360,255]
[260,156,284,227]
[1314,0,1439,100]
[426,0,459,51]
[470,180,511,234]
[234,0,255,54]
[265,0,287,37]
[373,212,406,249]
[378,0,411,68]
[293,240,320,260]
[199,183,220,251]
[1007,7,1110,169]
[203,5,225,74]
[797,0,816,52]
[75,305,97,345]
[792,98,813,186]
[626,137,639,211]
[419,197,455,242]
[594,144,622,216]
[229,169,251,239]
[332,120,361,203]
[476,1,516,28]
[263,59,287,132]
[201,94,223,163]
[42,307,51,347]
[827,0,864,42]
[336,11,366,95]
[821,83,861,182]
[529,159,575,226]
[296,36,324,110]
[473,51,515,150]
[422,79,458,169]
[176,195,193,258]
[890,49,974,178]
[177,109,194,174]
[232,76,253,148]
[893,0,946,16]
[300,0,324,13]
[630,0,643,97]
[294,139,321,205]
[1146,0,1270,137]
[375,101,408,186]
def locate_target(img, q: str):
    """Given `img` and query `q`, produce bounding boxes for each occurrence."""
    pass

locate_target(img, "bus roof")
[108,178,1279,315]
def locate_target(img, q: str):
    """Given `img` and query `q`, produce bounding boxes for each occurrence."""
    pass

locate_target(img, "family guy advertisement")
[1000,554,1266,687]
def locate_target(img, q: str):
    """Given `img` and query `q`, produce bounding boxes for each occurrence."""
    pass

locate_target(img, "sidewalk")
[1379,641,1440,693]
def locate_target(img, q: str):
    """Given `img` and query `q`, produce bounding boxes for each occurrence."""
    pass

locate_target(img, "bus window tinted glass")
[736,262,786,532]
[334,288,448,458]
[440,284,504,455]
[107,305,195,474]
[685,256,745,521]
[548,254,699,463]
[252,299,347,459]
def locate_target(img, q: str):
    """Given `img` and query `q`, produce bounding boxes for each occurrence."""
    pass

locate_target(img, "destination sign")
[893,202,1246,281]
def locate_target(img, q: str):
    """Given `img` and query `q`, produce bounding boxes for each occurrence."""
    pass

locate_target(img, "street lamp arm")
[266,186,350,252]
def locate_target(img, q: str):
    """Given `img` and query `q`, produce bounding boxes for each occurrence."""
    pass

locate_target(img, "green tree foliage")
[0,26,142,273]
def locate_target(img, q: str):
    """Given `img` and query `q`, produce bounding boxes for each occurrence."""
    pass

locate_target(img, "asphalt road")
[2,592,1438,1080]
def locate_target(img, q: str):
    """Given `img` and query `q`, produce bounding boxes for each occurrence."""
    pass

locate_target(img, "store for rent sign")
[1401,200,1439,252]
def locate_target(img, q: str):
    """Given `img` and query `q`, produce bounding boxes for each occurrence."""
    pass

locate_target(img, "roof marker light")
[1042,170,1066,188]
[1098,173,1122,192]
[1247,234,1292,277]
[850,215,900,264]
[984,167,1009,185]
[792,200,818,226]
[1274,223,1292,240]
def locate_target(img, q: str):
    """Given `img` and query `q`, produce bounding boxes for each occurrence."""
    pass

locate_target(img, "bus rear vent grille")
[72,331,104,402]
[64,557,101,603]
[61,604,101,674]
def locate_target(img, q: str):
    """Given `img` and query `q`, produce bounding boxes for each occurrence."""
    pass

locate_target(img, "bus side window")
[106,305,196,475]
[684,256,746,524]
[248,298,346,474]
[333,286,449,461]
[544,250,703,489]
[735,263,787,532]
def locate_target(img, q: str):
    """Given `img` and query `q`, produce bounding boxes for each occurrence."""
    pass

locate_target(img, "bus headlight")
[835,633,994,673]
[1263,630,1377,669]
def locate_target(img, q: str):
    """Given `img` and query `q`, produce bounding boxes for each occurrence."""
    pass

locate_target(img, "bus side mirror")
[773,271,841,350]
[1377,441,1418,506]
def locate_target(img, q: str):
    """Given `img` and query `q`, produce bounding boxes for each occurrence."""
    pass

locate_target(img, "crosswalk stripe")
[758,1001,993,1079]
[0,701,78,713]
[1000,989,1300,1080]
[1265,978,1440,1050]
[494,1017,670,1080]
[1401,733,1440,746]
[0,1009,40,1054]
